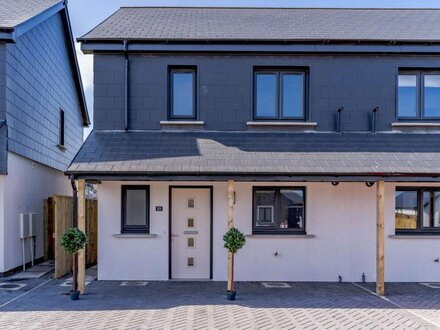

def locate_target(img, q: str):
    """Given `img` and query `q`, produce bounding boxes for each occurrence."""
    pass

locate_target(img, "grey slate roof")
[79,7,440,43]
[67,131,440,177]
[0,0,60,30]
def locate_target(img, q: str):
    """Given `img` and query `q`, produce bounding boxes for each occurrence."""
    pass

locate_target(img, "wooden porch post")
[376,180,385,296]
[77,179,86,294]
[227,180,234,292]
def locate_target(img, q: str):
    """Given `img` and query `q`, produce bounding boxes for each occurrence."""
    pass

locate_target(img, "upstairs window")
[59,109,65,149]
[395,188,440,234]
[253,187,305,234]
[254,69,306,120]
[169,68,196,119]
[397,71,440,120]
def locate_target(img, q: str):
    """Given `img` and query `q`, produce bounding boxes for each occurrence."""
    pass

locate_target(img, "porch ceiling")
[67,131,440,180]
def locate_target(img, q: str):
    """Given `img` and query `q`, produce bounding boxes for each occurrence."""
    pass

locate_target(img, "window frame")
[252,186,306,235]
[397,70,440,121]
[121,185,150,234]
[168,67,197,120]
[253,68,307,121]
[59,108,65,148]
[395,187,440,235]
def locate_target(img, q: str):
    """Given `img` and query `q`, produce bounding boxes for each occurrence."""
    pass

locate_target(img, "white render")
[98,181,440,282]
[0,152,71,273]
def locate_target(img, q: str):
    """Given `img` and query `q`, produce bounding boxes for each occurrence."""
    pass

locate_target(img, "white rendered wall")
[98,181,440,282]
[0,152,71,273]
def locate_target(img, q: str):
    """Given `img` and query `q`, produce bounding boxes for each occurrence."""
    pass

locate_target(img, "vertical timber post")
[227,180,234,292]
[78,179,86,294]
[376,180,385,296]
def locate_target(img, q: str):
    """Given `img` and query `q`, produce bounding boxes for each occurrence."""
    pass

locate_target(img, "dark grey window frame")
[252,186,306,235]
[397,70,440,121]
[168,67,197,120]
[121,185,150,234]
[59,108,65,148]
[253,68,307,121]
[395,187,440,235]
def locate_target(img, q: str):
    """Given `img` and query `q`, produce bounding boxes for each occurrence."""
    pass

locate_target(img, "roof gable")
[0,0,61,33]
[79,7,440,44]
[0,0,89,126]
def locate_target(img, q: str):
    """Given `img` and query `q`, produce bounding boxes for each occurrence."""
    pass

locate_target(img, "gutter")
[63,172,440,183]
[79,42,440,55]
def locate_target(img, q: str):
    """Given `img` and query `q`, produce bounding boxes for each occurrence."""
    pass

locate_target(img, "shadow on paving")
[2,281,439,312]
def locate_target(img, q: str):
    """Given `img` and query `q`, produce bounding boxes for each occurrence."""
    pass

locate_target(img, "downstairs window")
[253,187,305,234]
[121,185,150,233]
[395,188,440,234]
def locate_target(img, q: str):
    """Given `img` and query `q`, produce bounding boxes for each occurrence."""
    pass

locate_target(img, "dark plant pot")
[226,290,236,301]
[70,290,80,301]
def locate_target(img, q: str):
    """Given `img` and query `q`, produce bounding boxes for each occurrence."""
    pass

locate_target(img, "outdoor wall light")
[331,182,339,186]
[365,182,375,187]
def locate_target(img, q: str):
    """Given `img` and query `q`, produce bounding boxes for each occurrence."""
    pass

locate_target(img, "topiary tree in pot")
[223,227,246,301]
[60,227,87,300]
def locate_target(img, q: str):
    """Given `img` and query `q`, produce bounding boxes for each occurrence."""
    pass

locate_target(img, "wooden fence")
[43,196,98,278]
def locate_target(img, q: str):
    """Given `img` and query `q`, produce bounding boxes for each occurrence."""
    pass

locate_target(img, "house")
[0,0,89,274]
[71,7,440,294]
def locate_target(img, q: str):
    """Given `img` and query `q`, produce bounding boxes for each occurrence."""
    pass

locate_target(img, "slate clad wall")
[0,43,7,174]
[93,53,440,132]
[5,13,83,171]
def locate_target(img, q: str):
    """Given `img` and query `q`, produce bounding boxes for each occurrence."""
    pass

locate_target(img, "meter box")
[20,213,30,239]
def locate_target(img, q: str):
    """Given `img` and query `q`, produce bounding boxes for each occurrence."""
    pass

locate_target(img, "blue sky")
[68,0,440,134]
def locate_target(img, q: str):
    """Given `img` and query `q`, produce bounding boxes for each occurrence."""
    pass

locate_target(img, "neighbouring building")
[70,7,440,289]
[0,0,89,274]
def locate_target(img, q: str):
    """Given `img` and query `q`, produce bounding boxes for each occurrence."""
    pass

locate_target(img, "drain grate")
[0,283,27,291]
[421,283,440,289]
[120,281,148,287]
[262,282,291,288]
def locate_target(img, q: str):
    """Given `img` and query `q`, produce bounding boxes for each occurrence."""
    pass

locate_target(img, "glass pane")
[422,191,440,228]
[172,72,194,116]
[424,75,440,118]
[279,189,304,230]
[395,191,418,229]
[398,75,417,118]
[126,190,147,226]
[255,190,276,227]
[282,74,304,118]
[256,73,277,118]
[187,218,195,228]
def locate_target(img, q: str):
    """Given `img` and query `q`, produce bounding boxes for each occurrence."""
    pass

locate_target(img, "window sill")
[246,234,315,238]
[391,122,440,127]
[113,233,157,238]
[247,121,317,127]
[389,234,440,239]
[160,121,204,126]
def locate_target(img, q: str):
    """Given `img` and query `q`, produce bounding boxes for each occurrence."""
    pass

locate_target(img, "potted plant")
[60,227,87,300]
[223,227,246,301]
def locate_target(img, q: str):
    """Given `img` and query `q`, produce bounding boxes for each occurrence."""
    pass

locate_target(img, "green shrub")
[60,227,87,254]
[223,227,246,254]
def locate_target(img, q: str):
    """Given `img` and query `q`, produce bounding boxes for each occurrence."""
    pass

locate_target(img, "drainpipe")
[70,175,78,227]
[124,40,129,131]
[336,107,344,133]
[372,107,379,134]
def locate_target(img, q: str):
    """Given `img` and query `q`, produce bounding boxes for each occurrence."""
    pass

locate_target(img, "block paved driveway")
[0,277,439,329]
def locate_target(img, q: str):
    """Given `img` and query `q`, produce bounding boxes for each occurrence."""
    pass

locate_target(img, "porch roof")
[67,131,440,181]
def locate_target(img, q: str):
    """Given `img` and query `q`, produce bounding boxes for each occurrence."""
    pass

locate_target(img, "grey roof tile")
[67,131,440,177]
[0,0,60,29]
[80,7,440,43]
